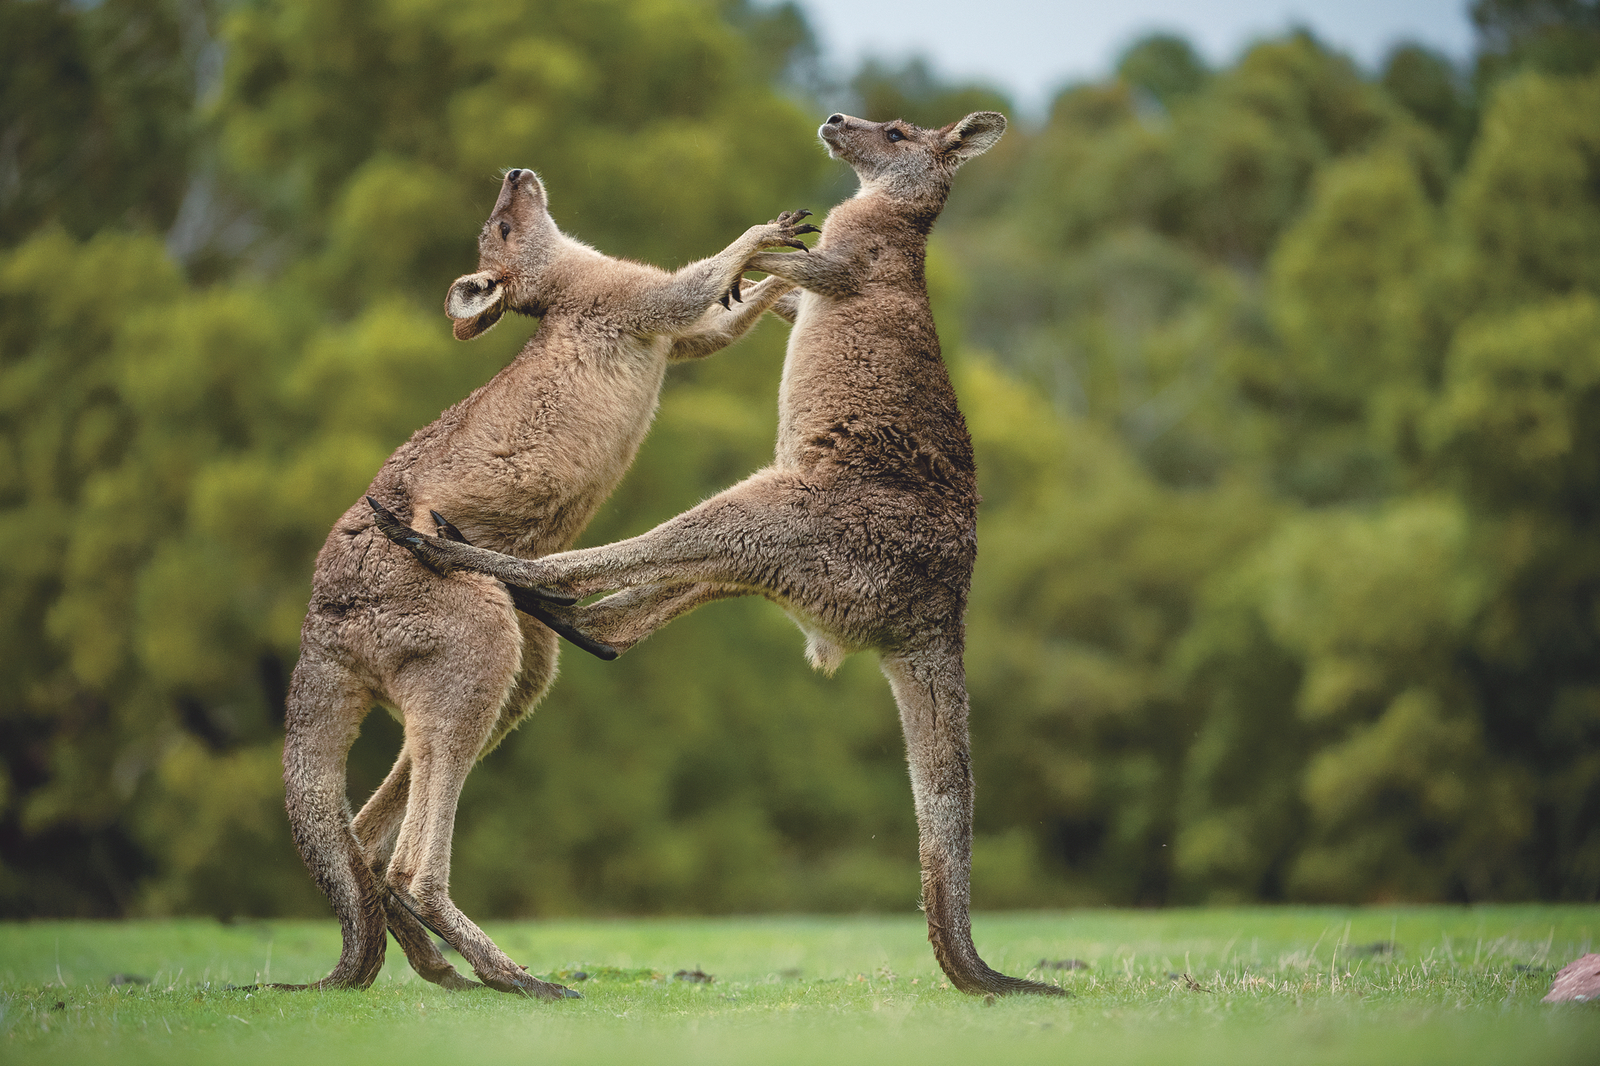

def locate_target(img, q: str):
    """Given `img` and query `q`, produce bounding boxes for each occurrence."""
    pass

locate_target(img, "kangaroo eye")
[499,221,512,240]
[886,128,906,143]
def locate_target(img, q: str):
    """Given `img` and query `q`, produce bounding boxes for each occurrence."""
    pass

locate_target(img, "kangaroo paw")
[765,209,818,252]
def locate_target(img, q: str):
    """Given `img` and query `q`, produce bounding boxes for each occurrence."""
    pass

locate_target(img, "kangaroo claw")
[367,496,425,547]
[505,587,620,661]
[368,499,597,646]
[430,510,468,542]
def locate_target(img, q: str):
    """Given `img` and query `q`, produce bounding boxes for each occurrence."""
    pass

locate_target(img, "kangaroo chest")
[775,290,972,486]
[415,330,670,550]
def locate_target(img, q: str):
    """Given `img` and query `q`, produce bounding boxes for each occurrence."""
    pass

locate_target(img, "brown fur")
[284,168,812,997]
[375,116,1064,997]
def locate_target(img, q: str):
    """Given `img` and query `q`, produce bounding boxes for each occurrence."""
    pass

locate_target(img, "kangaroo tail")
[281,654,387,990]
[881,648,1065,997]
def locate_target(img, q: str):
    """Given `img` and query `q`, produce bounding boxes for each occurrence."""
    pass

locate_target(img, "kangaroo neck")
[835,186,945,246]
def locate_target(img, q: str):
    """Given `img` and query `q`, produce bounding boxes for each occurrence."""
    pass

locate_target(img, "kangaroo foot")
[364,497,577,605]
[383,893,481,991]
[424,508,618,661]
[504,587,620,661]
[387,885,580,1001]
[480,965,582,1000]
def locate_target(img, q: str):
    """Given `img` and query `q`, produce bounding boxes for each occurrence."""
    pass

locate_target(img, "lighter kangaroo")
[285,168,813,997]
[374,114,1063,996]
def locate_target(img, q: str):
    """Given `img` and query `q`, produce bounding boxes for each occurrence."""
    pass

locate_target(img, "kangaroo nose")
[826,114,844,125]
[506,168,523,182]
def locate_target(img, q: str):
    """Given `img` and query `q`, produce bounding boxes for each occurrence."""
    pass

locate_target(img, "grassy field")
[1,907,1596,1064]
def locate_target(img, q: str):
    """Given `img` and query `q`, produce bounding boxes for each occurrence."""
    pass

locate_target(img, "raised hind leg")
[880,646,1063,997]
[535,581,748,656]
[371,471,833,605]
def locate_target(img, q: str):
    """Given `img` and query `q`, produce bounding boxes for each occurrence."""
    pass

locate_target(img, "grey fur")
[375,116,1064,997]
[284,168,811,997]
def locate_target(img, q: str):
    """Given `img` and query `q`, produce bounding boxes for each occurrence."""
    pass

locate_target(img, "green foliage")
[1381,44,1474,163]
[1,0,836,918]
[3,0,1599,919]
[1117,33,1210,109]
[1473,0,1600,78]
[0,0,198,245]
[943,48,1600,906]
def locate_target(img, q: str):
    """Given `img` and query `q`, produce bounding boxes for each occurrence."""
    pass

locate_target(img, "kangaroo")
[372,114,1064,997]
[284,167,814,998]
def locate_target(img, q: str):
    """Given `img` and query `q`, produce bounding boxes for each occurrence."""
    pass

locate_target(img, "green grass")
[2,907,1597,1064]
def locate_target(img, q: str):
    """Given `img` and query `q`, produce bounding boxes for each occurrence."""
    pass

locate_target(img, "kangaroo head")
[445,168,560,340]
[818,111,1006,202]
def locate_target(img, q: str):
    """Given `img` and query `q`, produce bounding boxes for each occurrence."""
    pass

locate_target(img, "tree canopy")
[1,0,1596,916]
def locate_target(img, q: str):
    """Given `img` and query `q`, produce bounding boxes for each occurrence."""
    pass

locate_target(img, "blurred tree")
[0,0,843,917]
[1473,0,1600,79]
[0,0,203,247]
[847,56,1011,131]
[1117,33,1209,111]
[723,0,826,96]
[1381,43,1474,164]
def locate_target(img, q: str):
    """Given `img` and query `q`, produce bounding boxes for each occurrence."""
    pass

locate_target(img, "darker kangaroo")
[374,114,1063,997]
[285,168,814,997]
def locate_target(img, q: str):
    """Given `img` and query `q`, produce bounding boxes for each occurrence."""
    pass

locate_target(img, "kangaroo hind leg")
[351,745,480,990]
[880,646,1065,997]
[383,654,578,1000]
[538,581,748,657]
[280,654,387,989]
[372,471,812,603]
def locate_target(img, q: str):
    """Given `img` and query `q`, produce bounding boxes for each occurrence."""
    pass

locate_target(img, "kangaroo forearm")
[769,288,800,323]
[627,226,771,333]
[746,249,861,297]
[670,276,796,361]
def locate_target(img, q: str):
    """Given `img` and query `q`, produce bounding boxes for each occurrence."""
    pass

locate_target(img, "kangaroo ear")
[445,271,505,340]
[943,111,1007,161]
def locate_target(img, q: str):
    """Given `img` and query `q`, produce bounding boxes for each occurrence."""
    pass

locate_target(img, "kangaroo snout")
[819,114,850,138]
